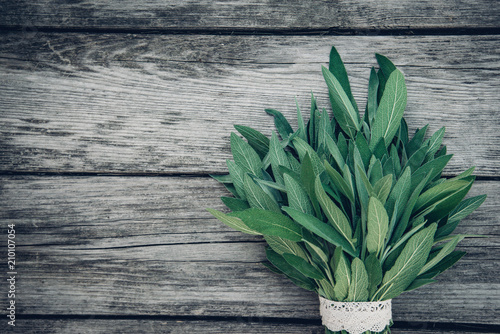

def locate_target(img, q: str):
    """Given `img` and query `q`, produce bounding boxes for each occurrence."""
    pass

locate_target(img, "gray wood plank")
[1,176,498,324]
[1,34,499,176]
[0,0,498,30]
[1,176,497,248]
[10,319,499,334]
[11,246,499,323]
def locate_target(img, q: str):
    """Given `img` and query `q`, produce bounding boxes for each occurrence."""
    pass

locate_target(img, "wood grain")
[1,1,498,333]
[10,319,500,334]
[1,176,497,247]
[1,176,498,324]
[1,33,499,176]
[0,0,498,30]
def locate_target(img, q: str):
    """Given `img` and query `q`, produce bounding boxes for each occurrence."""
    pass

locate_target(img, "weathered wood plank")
[1,176,498,324]
[11,246,499,323]
[0,0,498,30]
[1,34,499,176]
[10,319,500,334]
[10,245,500,323]
[1,177,497,248]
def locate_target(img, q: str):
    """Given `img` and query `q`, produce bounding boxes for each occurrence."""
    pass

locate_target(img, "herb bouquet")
[208,46,486,334]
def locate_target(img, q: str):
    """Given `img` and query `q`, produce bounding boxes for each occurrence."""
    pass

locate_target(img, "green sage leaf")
[315,176,355,249]
[357,163,375,197]
[265,108,294,139]
[375,53,397,78]
[221,197,250,212]
[284,173,314,215]
[365,254,383,298]
[325,133,346,170]
[367,197,389,256]
[417,250,466,280]
[366,67,379,125]
[373,174,393,205]
[370,69,407,150]
[448,194,487,224]
[405,278,435,292]
[207,208,261,235]
[295,97,307,141]
[234,125,270,159]
[261,261,284,275]
[230,133,262,177]
[283,253,326,280]
[390,170,433,244]
[413,177,474,222]
[286,152,302,174]
[333,247,351,301]
[265,235,308,259]
[324,160,355,203]
[265,248,315,289]
[283,207,358,257]
[317,109,335,153]
[368,158,384,185]
[231,208,302,241]
[374,223,437,301]
[355,132,372,168]
[329,46,358,113]
[450,166,476,181]
[406,125,429,157]
[243,174,280,213]
[210,174,232,184]
[269,131,291,185]
[385,167,412,223]
[424,127,445,162]
[294,137,325,176]
[404,144,428,174]
[322,66,360,138]
[304,239,330,266]
[436,194,487,238]
[418,234,464,276]
[226,160,247,200]
[371,138,387,161]
[300,152,322,216]
[255,178,287,193]
[410,155,453,192]
[346,258,369,302]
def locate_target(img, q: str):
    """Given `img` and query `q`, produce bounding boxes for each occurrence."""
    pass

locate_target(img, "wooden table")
[1,1,499,333]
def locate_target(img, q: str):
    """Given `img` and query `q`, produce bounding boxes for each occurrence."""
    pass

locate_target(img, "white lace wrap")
[319,297,392,334]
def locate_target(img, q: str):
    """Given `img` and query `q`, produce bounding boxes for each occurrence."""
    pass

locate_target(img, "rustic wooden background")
[1,1,499,333]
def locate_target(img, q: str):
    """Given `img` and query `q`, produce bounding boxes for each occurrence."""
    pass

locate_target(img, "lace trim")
[319,297,392,334]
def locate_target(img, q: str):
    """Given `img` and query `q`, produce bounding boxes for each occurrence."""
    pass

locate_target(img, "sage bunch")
[208,46,486,334]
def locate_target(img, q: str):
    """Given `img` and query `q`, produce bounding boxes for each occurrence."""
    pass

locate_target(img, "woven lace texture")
[319,297,392,334]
